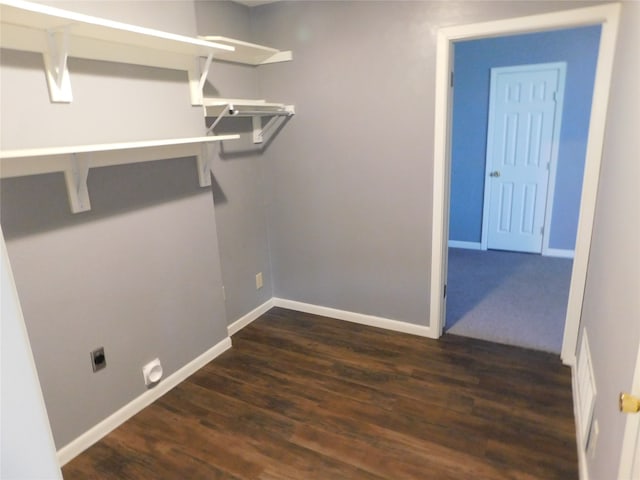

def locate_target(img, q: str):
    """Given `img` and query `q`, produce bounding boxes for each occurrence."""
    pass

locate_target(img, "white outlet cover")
[142,358,163,387]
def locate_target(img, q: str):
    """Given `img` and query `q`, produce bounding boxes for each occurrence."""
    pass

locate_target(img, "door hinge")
[444,284,447,298]
[450,72,454,87]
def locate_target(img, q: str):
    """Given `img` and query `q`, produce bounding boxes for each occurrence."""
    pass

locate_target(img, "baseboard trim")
[448,240,482,250]
[544,248,575,259]
[272,298,436,339]
[56,336,232,466]
[571,364,590,480]
[227,299,274,336]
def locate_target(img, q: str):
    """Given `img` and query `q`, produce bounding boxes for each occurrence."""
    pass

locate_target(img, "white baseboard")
[55,297,434,466]
[272,298,436,339]
[56,336,232,466]
[227,299,274,336]
[448,240,482,250]
[544,248,575,259]
[571,364,590,480]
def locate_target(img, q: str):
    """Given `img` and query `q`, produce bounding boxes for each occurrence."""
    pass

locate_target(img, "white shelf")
[203,98,295,144]
[203,98,295,118]
[198,36,292,65]
[0,2,296,207]
[0,135,239,213]
[0,0,236,104]
[0,136,239,160]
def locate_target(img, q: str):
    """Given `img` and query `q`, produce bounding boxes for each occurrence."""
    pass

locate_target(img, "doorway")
[444,28,598,353]
[429,3,622,365]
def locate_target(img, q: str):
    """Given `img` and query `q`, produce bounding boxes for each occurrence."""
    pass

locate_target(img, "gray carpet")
[445,248,573,354]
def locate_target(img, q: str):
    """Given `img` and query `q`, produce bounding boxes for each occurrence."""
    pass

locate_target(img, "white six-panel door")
[482,62,566,253]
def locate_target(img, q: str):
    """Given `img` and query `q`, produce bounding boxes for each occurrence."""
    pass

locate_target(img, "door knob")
[489,171,501,177]
[619,393,640,413]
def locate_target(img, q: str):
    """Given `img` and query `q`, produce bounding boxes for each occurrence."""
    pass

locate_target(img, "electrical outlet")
[90,347,106,372]
[256,272,263,290]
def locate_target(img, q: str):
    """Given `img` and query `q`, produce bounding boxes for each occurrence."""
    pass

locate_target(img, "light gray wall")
[5,5,636,478]
[1,228,61,479]
[0,1,229,449]
[579,2,640,478]
[194,1,274,324]
[252,0,599,326]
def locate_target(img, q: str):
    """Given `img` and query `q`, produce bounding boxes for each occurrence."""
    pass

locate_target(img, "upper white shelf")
[0,0,234,57]
[198,36,292,65]
[0,135,239,213]
[0,1,294,105]
[0,0,235,104]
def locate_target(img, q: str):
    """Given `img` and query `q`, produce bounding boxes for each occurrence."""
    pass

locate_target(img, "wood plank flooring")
[62,307,578,479]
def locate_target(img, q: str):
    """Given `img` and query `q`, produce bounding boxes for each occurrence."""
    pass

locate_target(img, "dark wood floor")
[62,307,578,479]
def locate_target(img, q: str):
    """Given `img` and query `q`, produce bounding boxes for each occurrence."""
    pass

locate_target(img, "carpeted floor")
[445,248,573,354]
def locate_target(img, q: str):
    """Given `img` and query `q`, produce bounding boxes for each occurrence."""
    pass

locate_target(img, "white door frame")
[429,3,621,366]
[480,62,567,254]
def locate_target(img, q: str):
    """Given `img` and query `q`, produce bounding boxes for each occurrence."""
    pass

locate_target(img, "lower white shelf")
[203,98,295,118]
[0,135,239,213]
[203,98,295,144]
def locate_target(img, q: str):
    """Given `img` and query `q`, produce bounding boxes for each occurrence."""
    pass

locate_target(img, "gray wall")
[4,5,638,480]
[194,1,274,324]
[252,0,599,326]
[1,230,61,479]
[579,2,640,478]
[0,1,230,449]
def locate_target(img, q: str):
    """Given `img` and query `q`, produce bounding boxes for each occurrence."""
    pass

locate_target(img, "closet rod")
[228,109,293,117]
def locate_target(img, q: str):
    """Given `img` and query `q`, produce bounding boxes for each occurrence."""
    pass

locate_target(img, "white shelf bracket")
[188,53,213,106]
[252,115,286,144]
[63,153,91,213]
[206,104,231,135]
[43,27,73,103]
[199,53,214,94]
[252,116,263,144]
[196,143,213,187]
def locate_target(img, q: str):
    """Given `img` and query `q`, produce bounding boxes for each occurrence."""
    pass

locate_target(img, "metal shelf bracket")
[196,143,213,187]
[252,114,290,144]
[63,153,91,213]
[251,105,295,143]
[43,27,72,103]
[188,53,214,106]
[206,103,231,135]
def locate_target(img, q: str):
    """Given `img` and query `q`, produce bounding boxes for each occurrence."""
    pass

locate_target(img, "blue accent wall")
[449,26,601,251]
